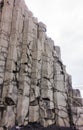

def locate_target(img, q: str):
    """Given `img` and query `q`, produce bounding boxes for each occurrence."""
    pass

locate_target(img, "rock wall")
[0,0,83,129]
[72,89,83,130]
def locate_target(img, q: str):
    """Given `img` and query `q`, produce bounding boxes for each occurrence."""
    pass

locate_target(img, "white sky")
[25,0,83,97]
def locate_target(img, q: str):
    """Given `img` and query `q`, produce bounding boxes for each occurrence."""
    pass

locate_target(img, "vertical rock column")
[2,0,25,103]
[38,23,55,126]
[16,11,37,125]
[53,46,70,127]
[0,0,15,126]
[65,74,75,128]
[28,22,46,123]
[1,0,27,128]
[72,89,83,129]
[16,9,31,126]
[0,0,15,98]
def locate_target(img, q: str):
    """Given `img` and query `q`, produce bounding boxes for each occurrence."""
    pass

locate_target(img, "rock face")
[72,89,83,130]
[0,0,83,129]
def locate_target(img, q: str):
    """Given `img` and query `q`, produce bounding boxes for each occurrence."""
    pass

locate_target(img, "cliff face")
[0,0,83,130]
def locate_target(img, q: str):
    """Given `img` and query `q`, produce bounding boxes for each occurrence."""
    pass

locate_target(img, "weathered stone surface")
[71,89,83,130]
[2,106,15,128]
[0,0,83,130]
[29,105,39,122]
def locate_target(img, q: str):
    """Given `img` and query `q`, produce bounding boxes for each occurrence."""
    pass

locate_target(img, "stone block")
[29,105,39,122]
[2,106,15,128]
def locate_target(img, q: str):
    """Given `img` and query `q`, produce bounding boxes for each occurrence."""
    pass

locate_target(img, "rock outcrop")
[72,89,83,130]
[0,0,83,130]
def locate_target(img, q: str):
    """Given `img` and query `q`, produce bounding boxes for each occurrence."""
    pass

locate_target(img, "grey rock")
[0,0,82,129]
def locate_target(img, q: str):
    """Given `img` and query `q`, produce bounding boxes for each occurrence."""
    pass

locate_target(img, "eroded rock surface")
[0,0,83,130]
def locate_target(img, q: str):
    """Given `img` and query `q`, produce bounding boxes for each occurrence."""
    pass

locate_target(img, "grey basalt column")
[1,0,27,128]
[71,88,83,129]
[0,0,15,126]
[28,22,46,124]
[16,10,35,126]
[40,38,55,127]
[53,46,70,127]
[0,0,15,97]
[36,22,55,127]
[16,9,41,126]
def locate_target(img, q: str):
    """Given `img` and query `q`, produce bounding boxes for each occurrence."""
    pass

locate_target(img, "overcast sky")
[25,0,83,97]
